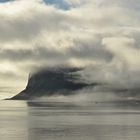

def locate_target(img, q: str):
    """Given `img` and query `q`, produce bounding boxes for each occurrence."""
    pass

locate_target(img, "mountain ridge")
[10,67,96,100]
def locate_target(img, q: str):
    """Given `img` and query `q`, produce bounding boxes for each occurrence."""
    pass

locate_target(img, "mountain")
[11,67,96,100]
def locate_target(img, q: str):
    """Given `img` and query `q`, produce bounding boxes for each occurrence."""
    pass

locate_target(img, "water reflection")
[0,101,28,140]
[1,100,140,140]
[27,101,140,140]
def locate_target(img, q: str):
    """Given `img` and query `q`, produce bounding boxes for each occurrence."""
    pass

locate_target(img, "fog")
[0,0,140,99]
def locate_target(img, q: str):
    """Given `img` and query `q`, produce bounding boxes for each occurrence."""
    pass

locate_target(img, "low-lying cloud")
[0,0,140,94]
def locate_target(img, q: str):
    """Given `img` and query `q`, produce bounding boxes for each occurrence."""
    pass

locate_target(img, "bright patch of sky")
[43,0,72,10]
[0,0,12,2]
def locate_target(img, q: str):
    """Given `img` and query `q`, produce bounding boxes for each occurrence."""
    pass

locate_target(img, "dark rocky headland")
[10,67,96,100]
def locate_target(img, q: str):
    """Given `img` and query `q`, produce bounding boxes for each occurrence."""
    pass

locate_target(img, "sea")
[1,99,140,140]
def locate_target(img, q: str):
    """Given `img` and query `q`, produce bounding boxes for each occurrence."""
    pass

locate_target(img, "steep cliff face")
[11,67,95,100]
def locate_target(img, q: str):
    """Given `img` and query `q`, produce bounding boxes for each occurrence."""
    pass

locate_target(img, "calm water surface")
[1,100,140,140]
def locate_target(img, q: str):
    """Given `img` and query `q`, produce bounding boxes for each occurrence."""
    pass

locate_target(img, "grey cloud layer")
[0,0,140,90]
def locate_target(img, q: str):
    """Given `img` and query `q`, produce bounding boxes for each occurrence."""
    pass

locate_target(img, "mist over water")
[1,93,140,140]
[37,90,118,104]
[1,69,140,140]
[0,0,140,139]
[0,100,140,140]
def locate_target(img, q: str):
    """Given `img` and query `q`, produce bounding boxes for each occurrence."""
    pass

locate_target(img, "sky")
[0,0,140,98]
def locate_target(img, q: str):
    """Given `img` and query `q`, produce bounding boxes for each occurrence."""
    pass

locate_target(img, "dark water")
[1,100,140,140]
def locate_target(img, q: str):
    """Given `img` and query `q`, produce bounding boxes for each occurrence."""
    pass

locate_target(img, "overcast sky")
[0,0,140,97]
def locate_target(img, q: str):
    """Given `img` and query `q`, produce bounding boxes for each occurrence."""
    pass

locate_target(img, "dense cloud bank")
[0,0,140,92]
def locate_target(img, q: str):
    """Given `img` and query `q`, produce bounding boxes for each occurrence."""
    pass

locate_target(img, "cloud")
[0,0,140,93]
